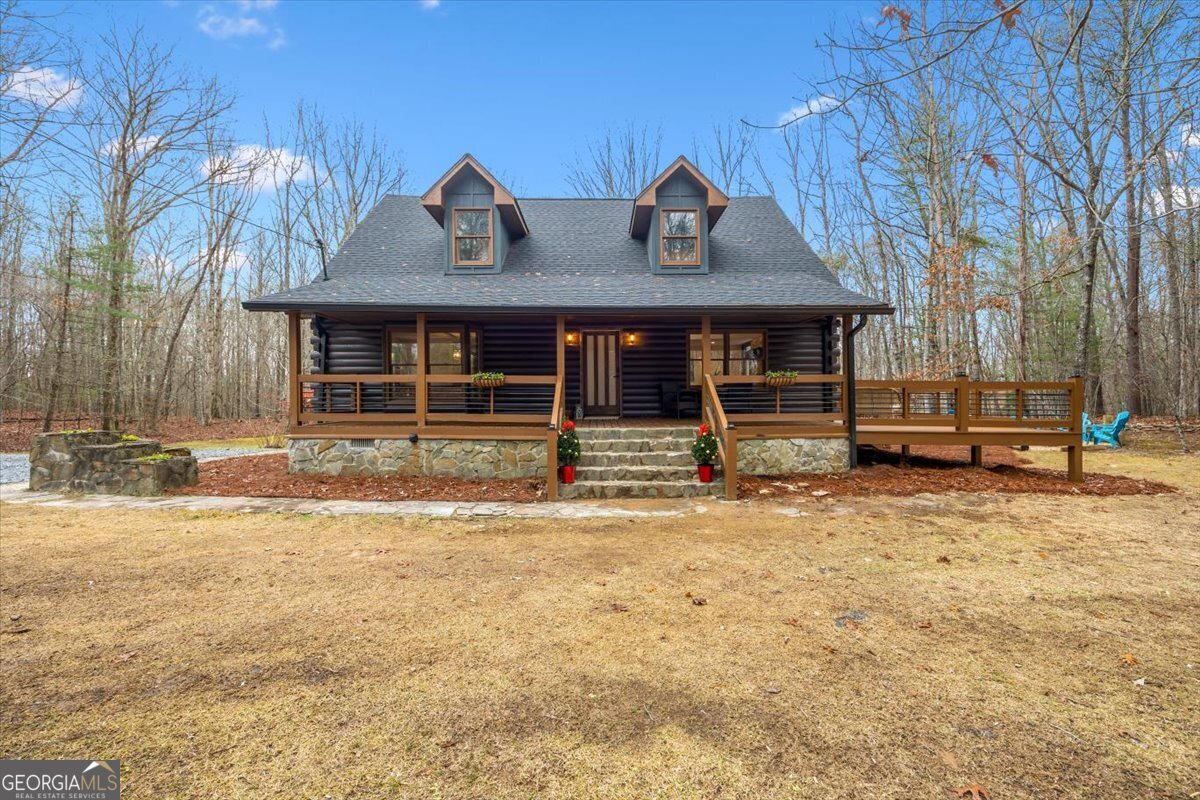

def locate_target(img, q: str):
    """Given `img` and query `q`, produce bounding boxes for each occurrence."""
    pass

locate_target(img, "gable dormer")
[421,154,529,274]
[629,156,729,275]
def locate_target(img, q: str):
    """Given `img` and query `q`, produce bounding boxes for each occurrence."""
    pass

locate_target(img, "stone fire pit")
[29,430,198,496]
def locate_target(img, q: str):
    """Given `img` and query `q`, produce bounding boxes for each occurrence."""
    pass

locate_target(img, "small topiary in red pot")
[558,420,580,485]
[692,423,718,483]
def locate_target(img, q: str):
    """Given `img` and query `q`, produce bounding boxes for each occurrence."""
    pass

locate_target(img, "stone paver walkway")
[0,482,699,518]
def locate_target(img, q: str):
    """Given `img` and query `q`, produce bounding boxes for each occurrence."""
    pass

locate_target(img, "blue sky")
[58,0,871,201]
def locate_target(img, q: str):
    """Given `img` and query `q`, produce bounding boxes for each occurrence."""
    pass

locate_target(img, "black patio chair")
[660,381,701,419]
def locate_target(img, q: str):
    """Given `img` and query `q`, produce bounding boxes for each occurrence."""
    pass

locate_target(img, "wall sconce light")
[623,332,639,346]
[564,331,580,346]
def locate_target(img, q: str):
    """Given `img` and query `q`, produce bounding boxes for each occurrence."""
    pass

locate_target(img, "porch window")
[388,330,418,374]
[452,208,493,266]
[688,331,765,386]
[660,208,700,266]
[386,327,479,375]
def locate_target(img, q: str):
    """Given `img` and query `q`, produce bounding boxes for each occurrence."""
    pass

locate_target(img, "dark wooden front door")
[581,331,620,416]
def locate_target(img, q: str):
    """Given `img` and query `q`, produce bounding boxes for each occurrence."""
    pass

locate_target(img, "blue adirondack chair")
[1085,411,1130,448]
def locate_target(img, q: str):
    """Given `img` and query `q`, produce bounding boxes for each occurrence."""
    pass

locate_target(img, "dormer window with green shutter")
[660,208,700,266]
[420,154,529,274]
[629,156,729,275]
[453,208,493,266]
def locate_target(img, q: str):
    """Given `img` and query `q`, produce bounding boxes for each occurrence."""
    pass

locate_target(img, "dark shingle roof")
[243,195,890,313]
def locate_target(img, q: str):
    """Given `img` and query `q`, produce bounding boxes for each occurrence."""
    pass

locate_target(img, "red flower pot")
[561,465,576,484]
[697,464,714,483]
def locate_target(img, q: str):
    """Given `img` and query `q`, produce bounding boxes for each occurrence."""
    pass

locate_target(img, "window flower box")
[472,371,506,389]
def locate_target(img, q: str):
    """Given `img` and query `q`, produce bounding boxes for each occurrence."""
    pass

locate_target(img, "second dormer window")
[661,208,700,266]
[452,208,493,266]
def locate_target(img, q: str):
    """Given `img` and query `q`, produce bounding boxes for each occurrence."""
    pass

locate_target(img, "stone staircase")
[559,425,723,500]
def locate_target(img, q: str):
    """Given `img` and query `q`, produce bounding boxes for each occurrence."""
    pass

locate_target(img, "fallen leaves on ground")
[740,445,1174,498]
[173,453,545,503]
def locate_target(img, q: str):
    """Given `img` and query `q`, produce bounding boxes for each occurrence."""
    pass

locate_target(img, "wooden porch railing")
[294,373,561,428]
[702,373,849,500]
[294,372,567,497]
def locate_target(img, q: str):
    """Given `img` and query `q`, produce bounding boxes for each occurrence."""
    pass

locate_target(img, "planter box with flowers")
[692,423,719,483]
[764,369,800,388]
[472,371,506,389]
[557,420,581,484]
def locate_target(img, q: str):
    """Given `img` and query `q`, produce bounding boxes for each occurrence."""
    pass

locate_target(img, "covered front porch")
[285,310,852,431]
[283,310,854,499]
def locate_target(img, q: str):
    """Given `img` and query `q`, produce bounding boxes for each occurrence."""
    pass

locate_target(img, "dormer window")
[661,208,700,266]
[452,208,493,266]
[631,156,729,275]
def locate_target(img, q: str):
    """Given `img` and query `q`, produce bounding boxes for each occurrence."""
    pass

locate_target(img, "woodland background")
[1,0,1197,435]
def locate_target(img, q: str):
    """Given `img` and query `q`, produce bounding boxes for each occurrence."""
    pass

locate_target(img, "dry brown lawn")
[1,452,1198,799]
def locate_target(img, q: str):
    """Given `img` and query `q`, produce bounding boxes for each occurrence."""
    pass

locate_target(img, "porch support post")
[841,314,853,444]
[547,314,565,502]
[1067,373,1084,482]
[416,312,427,428]
[287,312,301,431]
[844,314,867,469]
[700,314,712,384]
[555,314,565,384]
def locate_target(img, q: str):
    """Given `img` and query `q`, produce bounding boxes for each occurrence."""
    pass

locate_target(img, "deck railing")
[855,376,1083,433]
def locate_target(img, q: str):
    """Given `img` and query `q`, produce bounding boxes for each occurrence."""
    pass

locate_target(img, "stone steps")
[578,450,695,467]
[579,437,693,453]
[558,479,722,500]
[575,464,702,483]
[563,424,723,500]
[577,426,696,441]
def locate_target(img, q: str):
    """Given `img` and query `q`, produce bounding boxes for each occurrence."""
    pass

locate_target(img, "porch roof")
[243,195,892,315]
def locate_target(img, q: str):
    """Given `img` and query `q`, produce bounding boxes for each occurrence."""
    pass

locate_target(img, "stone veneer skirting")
[737,438,850,475]
[290,436,847,481]
[289,438,547,479]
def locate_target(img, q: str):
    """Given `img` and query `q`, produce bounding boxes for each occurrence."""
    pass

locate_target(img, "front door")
[581,330,620,416]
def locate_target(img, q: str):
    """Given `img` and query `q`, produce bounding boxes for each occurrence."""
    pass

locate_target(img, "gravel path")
[1,453,26,485]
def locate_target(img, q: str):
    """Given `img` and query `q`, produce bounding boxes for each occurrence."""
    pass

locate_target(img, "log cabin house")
[244,154,1084,499]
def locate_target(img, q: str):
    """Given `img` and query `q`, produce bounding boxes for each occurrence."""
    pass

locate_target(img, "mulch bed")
[739,445,1175,498]
[175,445,1173,504]
[171,453,546,503]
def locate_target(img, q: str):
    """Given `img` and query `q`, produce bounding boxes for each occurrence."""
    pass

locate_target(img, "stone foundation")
[737,438,850,475]
[29,431,199,495]
[289,438,547,479]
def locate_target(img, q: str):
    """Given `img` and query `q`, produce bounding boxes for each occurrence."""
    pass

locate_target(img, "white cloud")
[1182,124,1200,150]
[202,144,314,191]
[104,134,163,160]
[2,67,82,108]
[1150,184,1199,215]
[419,0,441,8]
[777,95,840,126]
[196,2,285,49]
[198,10,267,39]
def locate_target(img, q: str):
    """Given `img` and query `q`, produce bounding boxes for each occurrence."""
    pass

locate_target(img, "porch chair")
[660,381,701,419]
[1086,410,1131,449]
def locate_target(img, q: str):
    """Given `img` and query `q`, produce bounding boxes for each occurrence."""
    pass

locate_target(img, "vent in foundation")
[348,439,375,449]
